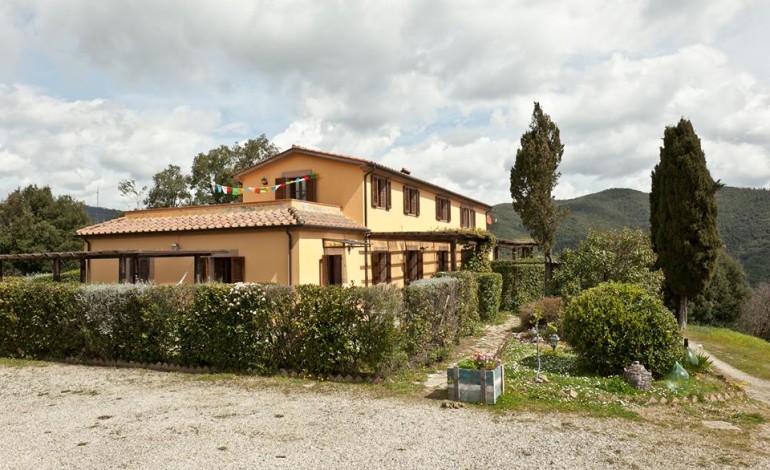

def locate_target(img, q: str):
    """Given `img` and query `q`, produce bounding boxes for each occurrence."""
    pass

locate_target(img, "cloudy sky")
[1,0,769,210]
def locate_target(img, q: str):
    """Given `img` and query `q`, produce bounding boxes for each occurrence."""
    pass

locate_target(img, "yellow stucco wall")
[365,173,488,232]
[240,154,365,224]
[86,230,290,284]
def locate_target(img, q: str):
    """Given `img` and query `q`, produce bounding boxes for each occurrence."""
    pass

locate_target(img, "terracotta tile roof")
[77,204,366,236]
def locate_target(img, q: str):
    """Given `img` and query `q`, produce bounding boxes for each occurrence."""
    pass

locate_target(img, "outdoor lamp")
[549,333,560,351]
[261,177,269,185]
[171,242,180,251]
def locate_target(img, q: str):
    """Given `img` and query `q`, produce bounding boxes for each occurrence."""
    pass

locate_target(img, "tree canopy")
[551,228,663,300]
[650,118,722,328]
[510,102,567,263]
[190,135,279,205]
[145,164,192,208]
[0,185,90,274]
[119,135,280,209]
[689,250,751,327]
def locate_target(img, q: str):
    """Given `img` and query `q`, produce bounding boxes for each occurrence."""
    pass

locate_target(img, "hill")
[489,186,770,285]
[86,206,122,223]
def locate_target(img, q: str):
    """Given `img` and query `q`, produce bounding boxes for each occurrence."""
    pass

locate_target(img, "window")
[405,250,423,285]
[371,252,391,285]
[460,207,476,228]
[437,250,450,272]
[198,257,245,283]
[371,175,391,209]
[123,257,152,283]
[403,186,420,216]
[323,255,343,285]
[435,196,451,222]
[275,175,317,202]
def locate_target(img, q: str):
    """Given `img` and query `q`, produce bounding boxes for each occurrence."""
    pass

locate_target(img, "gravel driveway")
[1,363,768,469]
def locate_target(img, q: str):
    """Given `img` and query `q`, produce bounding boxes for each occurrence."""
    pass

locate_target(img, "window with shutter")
[371,252,391,285]
[403,186,419,216]
[461,207,476,228]
[405,250,423,285]
[274,177,287,199]
[371,175,391,209]
[323,255,343,285]
[435,197,451,222]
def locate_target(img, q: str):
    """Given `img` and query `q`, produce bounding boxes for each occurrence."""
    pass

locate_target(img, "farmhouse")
[76,146,529,286]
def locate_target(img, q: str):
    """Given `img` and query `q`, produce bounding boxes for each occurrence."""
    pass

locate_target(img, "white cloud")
[0,84,221,209]
[0,0,768,214]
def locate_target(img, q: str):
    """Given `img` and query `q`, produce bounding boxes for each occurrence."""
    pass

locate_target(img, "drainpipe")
[363,165,376,287]
[285,229,293,286]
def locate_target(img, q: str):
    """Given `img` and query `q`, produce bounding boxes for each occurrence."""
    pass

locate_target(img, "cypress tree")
[650,118,722,329]
[510,102,567,270]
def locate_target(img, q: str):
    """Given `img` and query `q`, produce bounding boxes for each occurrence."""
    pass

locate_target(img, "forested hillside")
[489,186,770,285]
[85,206,122,223]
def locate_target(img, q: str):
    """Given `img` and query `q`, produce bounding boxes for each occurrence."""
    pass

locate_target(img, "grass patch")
[493,338,742,418]
[685,325,770,380]
[0,357,50,367]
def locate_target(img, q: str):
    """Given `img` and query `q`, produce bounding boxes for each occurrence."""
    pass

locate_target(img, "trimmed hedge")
[491,260,545,311]
[562,282,683,377]
[402,278,461,365]
[476,273,503,321]
[0,279,485,376]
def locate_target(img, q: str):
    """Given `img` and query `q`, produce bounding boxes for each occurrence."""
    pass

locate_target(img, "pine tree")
[510,102,567,267]
[650,118,722,329]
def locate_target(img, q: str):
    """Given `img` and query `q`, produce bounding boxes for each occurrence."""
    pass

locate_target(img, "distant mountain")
[85,206,122,224]
[489,186,770,285]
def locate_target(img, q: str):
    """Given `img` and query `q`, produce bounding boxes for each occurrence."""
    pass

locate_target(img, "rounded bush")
[562,282,682,377]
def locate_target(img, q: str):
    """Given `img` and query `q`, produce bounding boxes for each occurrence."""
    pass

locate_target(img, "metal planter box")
[447,364,504,404]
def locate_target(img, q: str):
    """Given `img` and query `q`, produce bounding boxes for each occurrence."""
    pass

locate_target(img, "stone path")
[423,314,522,391]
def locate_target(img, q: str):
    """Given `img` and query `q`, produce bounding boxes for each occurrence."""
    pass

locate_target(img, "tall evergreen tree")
[510,102,567,267]
[650,118,722,329]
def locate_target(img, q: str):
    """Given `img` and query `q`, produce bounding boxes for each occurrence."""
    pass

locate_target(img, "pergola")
[368,230,537,270]
[0,250,228,283]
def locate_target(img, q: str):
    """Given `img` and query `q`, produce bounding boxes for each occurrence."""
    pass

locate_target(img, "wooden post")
[79,258,87,283]
[194,255,201,283]
[450,240,457,272]
[0,260,3,282]
[118,256,126,283]
[53,258,61,282]
[493,245,499,260]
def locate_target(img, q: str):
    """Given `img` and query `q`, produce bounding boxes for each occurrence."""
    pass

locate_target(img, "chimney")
[400,167,411,175]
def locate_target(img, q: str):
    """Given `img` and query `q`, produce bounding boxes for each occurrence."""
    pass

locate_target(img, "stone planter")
[447,364,504,404]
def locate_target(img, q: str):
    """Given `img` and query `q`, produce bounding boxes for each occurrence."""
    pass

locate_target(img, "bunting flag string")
[214,173,318,194]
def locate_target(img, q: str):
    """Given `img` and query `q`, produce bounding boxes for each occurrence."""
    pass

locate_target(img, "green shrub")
[491,260,544,311]
[293,284,402,376]
[434,271,479,333]
[476,272,503,321]
[402,277,462,365]
[0,279,81,358]
[179,283,286,373]
[562,282,683,377]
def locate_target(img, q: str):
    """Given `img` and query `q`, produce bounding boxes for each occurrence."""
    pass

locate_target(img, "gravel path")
[697,347,770,405]
[1,363,768,469]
